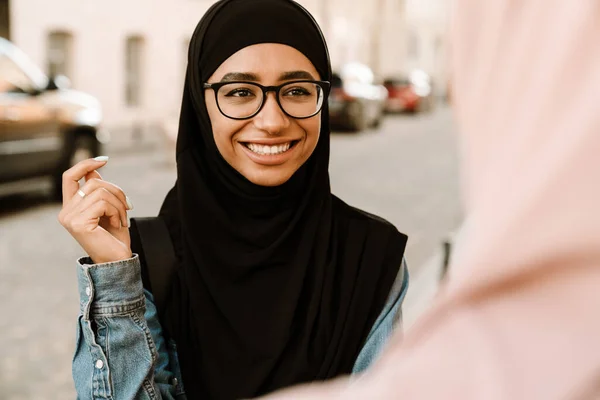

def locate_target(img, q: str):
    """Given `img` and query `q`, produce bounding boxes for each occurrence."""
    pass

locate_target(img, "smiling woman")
[62,0,409,399]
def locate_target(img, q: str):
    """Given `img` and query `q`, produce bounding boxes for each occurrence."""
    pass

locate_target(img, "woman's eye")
[285,88,311,96]
[225,88,255,97]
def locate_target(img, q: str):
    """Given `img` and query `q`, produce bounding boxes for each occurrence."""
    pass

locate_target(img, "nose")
[253,92,290,135]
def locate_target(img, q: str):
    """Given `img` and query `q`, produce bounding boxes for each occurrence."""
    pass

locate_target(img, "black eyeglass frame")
[203,80,331,120]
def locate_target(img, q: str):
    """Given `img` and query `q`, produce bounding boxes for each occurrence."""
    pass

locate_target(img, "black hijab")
[157,0,408,398]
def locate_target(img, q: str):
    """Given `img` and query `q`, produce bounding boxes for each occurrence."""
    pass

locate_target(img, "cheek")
[299,117,321,152]
[205,97,240,155]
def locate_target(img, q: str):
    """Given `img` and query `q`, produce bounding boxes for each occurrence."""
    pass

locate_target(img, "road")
[0,106,462,398]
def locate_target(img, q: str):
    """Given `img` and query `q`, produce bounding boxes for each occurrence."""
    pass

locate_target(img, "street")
[0,106,462,398]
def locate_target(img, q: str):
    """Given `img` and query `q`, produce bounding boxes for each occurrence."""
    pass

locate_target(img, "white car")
[0,38,107,199]
[328,63,388,131]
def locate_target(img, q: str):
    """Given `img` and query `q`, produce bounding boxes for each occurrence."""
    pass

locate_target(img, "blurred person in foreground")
[257,0,600,399]
[58,0,409,398]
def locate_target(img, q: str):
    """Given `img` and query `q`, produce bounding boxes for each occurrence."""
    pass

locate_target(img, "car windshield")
[0,39,48,93]
[384,78,410,86]
[0,54,34,92]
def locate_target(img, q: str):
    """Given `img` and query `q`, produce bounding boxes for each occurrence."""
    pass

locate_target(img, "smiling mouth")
[242,140,300,156]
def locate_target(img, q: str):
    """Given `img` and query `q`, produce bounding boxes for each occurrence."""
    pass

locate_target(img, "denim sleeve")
[144,289,186,398]
[351,258,409,374]
[72,254,184,399]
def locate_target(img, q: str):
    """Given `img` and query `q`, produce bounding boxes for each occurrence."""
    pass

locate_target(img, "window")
[408,30,419,59]
[435,35,443,59]
[47,31,73,78]
[125,36,144,107]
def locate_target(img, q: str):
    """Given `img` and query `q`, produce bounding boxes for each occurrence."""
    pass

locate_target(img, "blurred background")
[0,0,461,398]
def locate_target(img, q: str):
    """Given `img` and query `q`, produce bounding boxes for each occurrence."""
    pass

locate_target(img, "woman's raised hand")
[58,157,133,264]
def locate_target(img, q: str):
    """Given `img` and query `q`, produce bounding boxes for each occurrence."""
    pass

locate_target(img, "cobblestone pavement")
[0,106,461,398]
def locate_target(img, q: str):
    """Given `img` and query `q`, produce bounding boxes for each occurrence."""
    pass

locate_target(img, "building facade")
[6,0,211,141]
[404,0,450,97]
[2,0,445,143]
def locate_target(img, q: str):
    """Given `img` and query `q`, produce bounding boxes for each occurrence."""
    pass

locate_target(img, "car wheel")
[371,110,383,129]
[51,134,99,201]
[348,102,367,132]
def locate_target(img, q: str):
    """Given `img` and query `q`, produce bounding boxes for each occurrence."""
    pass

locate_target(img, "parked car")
[383,70,434,113]
[0,38,106,199]
[328,63,387,131]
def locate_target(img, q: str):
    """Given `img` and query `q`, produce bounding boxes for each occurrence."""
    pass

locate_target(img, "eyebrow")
[220,72,260,82]
[219,70,316,82]
[278,70,315,81]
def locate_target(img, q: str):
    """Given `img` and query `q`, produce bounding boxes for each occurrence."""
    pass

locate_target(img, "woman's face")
[205,43,322,187]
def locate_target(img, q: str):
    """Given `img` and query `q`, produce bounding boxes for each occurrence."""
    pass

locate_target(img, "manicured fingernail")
[93,156,109,162]
[126,196,134,211]
[124,217,129,228]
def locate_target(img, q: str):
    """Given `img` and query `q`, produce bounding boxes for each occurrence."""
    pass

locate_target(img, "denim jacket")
[72,255,409,399]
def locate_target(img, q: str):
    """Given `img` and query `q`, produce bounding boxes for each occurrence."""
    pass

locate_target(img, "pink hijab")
[259,0,600,398]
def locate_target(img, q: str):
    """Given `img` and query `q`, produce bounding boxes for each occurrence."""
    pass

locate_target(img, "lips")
[240,140,300,165]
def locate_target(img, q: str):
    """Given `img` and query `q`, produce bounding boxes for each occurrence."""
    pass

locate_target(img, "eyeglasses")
[203,80,330,120]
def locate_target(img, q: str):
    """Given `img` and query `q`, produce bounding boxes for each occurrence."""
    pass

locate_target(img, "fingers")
[60,191,123,234]
[62,157,109,206]
[86,187,129,228]
[79,178,133,214]
[87,199,123,231]
[65,187,129,229]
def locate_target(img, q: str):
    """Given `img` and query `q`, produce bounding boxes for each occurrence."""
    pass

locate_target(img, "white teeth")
[246,142,292,155]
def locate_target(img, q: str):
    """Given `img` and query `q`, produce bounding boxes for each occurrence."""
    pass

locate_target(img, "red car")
[383,77,433,113]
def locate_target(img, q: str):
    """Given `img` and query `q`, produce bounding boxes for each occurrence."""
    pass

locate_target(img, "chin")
[245,169,294,187]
